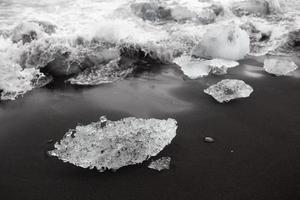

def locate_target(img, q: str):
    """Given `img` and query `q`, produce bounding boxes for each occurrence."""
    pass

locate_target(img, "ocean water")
[0,0,300,100]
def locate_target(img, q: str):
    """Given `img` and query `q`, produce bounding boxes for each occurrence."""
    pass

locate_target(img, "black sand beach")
[1,60,300,200]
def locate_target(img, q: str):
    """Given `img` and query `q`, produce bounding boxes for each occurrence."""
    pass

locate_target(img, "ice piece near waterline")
[148,157,171,171]
[174,56,239,79]
[204,79,253,103]
[68,59,134,85]
[192,24,250,61]
[209,59,239,75]
[48,117,177,172]
[263,59,298,76]
[173,56,211,79]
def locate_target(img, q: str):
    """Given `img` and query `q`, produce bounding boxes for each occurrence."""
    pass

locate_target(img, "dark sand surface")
[1,58,300,200]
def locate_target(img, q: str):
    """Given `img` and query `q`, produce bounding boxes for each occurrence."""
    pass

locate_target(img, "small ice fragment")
[99,115,107,128]
[208,59,239,75]
[263,59,298,76]
[47,139,54,144]
[48,117,177,172]
[204,137,215,143]
[148,157,171,171]
[204,79,253,103]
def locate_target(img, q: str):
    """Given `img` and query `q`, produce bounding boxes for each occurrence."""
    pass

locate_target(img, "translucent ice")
[173,55,211,79]
[264,58,298,76]
[208,59,239,75]
[174,56,239,78]
[49,117,177,172]
[148,157,171,171]
[204,79,253,103]
[192,24,250,60]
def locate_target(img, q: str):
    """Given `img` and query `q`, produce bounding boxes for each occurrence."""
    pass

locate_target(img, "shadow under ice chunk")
[148,157,171,171]
[204,79,253,103]
[263,58,298,76]
[48,117,177,172]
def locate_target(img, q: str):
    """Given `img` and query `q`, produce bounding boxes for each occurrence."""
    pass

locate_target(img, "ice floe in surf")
[204,79,253,103]
[48,117,177,172]
[174,55,239,78]
[148,157,171,171]
[230,0,282,17]
[209,59,239,75]
[192,24,250,60]
[263,58,298,76]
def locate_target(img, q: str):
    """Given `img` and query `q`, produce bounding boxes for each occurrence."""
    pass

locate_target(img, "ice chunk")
[192,24,250,60]
[263,58,298,76]
[208,59,239,75]
[231,0,270,17]
[173,55,211,79]
[148,157,171,171]
[67,58,134,85]
[174,56,239,78]
[48,117,177,172]
[204,79,253,103]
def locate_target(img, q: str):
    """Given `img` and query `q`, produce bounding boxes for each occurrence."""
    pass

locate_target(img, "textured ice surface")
[209,59,239,75]
[174,56,239,78]
[204,79,253,103]
[49,117,177,172]
[192,24,250,60]
[148,157,171,171]
[173,55,211,79]
[67,59,134,85]
[264,58,298,76]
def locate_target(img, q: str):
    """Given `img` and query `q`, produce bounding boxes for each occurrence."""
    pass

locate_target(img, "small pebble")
[204,136,215,143]
[47,139,54,144]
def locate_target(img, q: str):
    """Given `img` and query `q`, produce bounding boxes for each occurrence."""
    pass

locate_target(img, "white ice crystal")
[174,56,239,78]
[148,157,171,171]
[192,24,250,60]
[263,58,298,76]
[208,59,239,75]
[173,55,211,79]
[204,79,253,103]
[49,117,177,172]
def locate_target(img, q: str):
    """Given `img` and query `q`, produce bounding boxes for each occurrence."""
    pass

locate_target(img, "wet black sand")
[1,58,300,200]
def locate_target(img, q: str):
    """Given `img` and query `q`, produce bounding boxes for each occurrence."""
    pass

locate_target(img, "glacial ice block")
[208,59,239,75]
[204,79,253,103]
[264,58,298,76]
[173,55,211,79]
[192,24,250,60]
[174,56,239,79]
[48,117,177,172]
[148,157,171,171]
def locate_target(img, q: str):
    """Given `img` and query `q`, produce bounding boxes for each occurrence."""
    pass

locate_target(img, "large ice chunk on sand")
[192,24,250,60]
[148,157,171,171]
[264,58,298,76]
[204,79,253,103]
[174,55,239,79]
[49,117,177,172]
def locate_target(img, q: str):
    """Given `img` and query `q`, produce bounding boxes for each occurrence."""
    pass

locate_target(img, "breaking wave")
[0,0,300,100]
